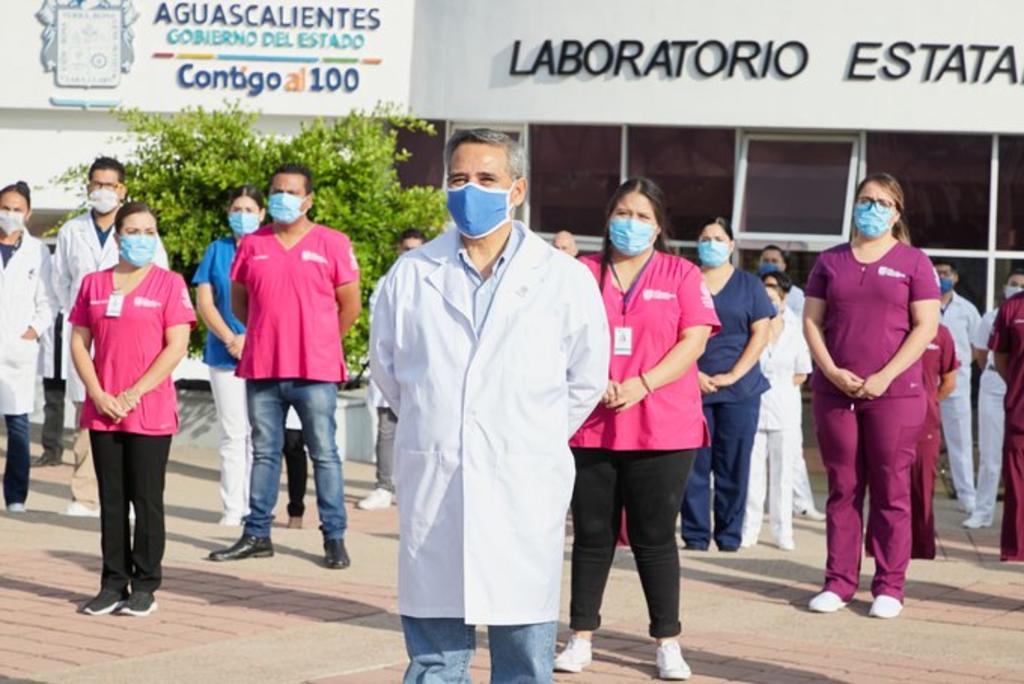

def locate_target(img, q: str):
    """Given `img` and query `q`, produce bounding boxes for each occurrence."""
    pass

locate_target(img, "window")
[528,125,621,237]
[395,119,445,188]
[927,255,987,313]
[627,127,734,241]
[998,136,1024,250]
[739,139,856,238]
[867,133,990,250]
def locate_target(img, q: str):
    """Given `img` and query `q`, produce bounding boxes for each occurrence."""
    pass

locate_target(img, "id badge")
[613,326,633,356]
[105,291,125,318]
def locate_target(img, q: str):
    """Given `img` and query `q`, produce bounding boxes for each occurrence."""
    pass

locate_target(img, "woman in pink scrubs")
[804,173,940,619]
[555,178,719,680]
[69,202,195,618]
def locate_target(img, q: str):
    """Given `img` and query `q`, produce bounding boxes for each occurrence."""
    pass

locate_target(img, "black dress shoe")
[208,535,273,562]
[32,452,63,467]
[324,538,350,569]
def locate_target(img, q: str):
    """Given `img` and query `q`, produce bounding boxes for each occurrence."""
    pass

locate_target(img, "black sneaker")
[118,591,158,617]
[81,589,126,616]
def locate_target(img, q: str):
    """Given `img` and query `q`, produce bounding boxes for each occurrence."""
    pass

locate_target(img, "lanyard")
[610,252,655,323]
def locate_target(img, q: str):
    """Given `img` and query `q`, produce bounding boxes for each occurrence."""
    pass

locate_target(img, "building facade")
[3,0,1024,310]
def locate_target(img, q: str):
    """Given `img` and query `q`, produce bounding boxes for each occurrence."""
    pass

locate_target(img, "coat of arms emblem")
[37,0,138,88]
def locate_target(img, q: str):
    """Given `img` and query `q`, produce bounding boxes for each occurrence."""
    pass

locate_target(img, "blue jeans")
[681,396,761,550]
[244,380,346,540]
[402,616,556,684]
[3,414,30,506]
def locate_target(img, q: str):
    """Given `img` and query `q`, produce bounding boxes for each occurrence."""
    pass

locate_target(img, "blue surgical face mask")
[853,201,894,239]
[229,211,261,236]
[268,192,306,225]
[1006,285,1023,300]
[697,239,730,267]
[119,234,158,267]
[608,217,655,256]
[758,262,780,276]
[939,277,955,295]
[446,183,512,239]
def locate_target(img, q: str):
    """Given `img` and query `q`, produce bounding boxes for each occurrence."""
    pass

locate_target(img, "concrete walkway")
[0,443,1022,683]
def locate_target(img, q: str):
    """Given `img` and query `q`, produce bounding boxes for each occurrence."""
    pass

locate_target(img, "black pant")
[41,378,66,460]
[570,448,696,638]
[283,428,308,518]
[90,431,171,594]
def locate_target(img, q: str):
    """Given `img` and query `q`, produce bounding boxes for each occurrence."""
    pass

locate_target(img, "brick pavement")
[0,444,1022,683]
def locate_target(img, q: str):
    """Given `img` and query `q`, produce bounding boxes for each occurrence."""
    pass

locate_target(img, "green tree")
[60,102,447,371]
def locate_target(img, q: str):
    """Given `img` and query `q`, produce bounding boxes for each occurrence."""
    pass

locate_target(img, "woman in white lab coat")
[0,181,56,512]
[740,271,811,550]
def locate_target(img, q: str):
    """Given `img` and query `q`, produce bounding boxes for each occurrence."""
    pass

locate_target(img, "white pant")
[975,388,1005,522]
[742,428,796,547]
[790,428,819,514]
[209,366,252,519]
[941,393,975,507]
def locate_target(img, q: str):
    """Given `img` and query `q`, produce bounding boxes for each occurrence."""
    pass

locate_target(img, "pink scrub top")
[68,266,197,435]
[804,242,940,399]
[571,251,721,451]
[989,292,1024,446]
[231,224,359,383]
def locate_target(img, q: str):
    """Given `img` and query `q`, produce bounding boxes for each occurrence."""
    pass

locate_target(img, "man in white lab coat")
[370,129,609,682]
[966,268,1024,528]
[1,181,57,512]
[52,157,168,516]
[933,259,982,514]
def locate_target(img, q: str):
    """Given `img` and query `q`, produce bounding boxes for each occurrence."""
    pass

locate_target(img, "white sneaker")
[65,501,99,518]
[962,514,993,529]
[796,508,827,522]
[553,635,592,673]
[6,503,27,514]
[869,595,903,619]
[219,514,243,526]
[808,591,847,613]
[777,539,795,551]
[357,488,393,510]
[656,641,692,680]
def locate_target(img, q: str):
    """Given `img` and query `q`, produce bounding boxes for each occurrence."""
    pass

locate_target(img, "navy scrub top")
[698,268,775,405]
[192,237,245,370]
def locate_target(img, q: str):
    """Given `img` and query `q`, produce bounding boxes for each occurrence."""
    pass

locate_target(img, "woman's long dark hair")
[600,177,671,289]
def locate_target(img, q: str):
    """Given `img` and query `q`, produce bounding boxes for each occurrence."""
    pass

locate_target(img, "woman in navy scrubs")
[681,218,774,551]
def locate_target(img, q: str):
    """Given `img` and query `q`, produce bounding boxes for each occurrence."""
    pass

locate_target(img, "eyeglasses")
[855,197,897,211]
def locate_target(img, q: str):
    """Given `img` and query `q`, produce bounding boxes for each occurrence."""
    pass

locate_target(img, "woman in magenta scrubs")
[804,173,940,619]
[556,178,719,680]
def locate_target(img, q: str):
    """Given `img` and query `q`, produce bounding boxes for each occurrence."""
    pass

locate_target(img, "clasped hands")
[91,386,142,423]
[827,367,893,400]
[602,377,649,413]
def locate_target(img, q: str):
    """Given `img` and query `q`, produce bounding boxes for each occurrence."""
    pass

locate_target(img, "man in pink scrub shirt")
[208,164,361,570]
[989,291,1024,562]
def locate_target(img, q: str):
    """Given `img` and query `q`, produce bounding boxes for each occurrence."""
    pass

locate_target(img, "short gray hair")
[444,128,528,180]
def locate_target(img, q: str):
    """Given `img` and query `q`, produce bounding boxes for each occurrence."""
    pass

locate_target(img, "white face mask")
[0,210,25,236]
[88,187,120,214]
[1006,285,1024,300]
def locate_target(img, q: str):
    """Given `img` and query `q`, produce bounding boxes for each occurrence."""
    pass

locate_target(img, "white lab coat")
[370,224,609,625]
[52,211,168,401]
[0,233,57,415]
[785,283,805,318]
[940,291,981,400]
[365,275,388,410]
[971,309,1005,522]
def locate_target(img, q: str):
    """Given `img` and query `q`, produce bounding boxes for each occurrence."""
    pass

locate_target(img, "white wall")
[410,0,1024,135]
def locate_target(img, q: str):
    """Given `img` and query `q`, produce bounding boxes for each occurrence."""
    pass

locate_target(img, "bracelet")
[639,373,654,395]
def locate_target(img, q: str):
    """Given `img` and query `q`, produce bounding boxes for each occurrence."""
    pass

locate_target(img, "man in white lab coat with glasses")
[371,128,609,682]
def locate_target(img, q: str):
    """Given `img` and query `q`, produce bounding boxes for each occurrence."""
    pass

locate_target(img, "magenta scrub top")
[989,292,1024,446]
[804,242,941,399]
[571,251,721,451]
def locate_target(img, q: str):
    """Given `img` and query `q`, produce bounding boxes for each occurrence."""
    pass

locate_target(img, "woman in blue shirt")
[193,186,264,526]
[680,217,774,551]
